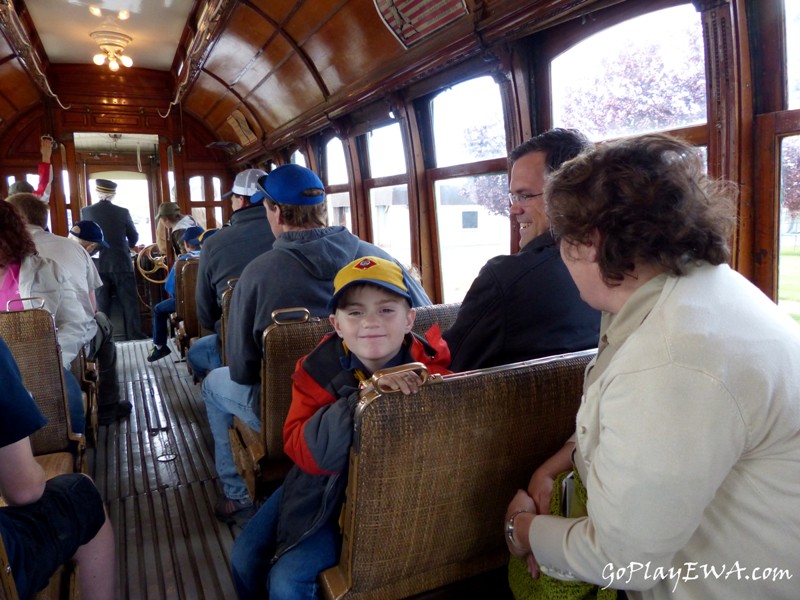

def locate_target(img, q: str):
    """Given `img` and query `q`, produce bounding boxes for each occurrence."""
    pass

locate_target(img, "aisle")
[89,340,238,599]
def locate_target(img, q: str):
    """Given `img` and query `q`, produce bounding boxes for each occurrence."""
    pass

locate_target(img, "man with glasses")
[443,128,601,371]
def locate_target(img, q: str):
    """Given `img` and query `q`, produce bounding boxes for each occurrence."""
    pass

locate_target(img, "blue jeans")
[152,298,175,347]
[63,367,85,435]
[187,334,222,380]
[201,367,260,501]
[231,485,340,600]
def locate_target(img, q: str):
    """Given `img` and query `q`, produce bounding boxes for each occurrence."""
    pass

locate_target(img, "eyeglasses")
[507,192,544,205]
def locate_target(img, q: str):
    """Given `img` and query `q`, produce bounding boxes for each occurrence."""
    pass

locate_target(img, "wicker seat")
[70,348,98,448]
[229,302,462,500]
[319,349,596,600]
[173,258,200,357]
[219,278,238,366]
[0,307,84,473]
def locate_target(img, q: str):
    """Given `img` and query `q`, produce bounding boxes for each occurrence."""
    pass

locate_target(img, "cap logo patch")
[354,258,377,270]
[302,188,324,197]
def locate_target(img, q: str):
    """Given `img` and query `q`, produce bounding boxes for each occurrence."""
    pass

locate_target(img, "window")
[434,174,509,302]
[787,0,800,110]
[365,123,411,265]
[429,76,510,301]
[327,192,352,231]
[291,149,307,167]
[367,123,406,177]
[89,175,153,246]
[780,135,800,324]
[325,138,352,231]
[189,175,205,202]
[551,4,706,139]
[325,138,349,185]
[369,184,410,266]
[432,76,506,168]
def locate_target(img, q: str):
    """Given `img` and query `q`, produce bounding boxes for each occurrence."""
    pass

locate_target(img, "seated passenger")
[8,199,128,425]
[0,201,89,434]
[506,134,800,599]
[156,202,198,257]
[146,225,205,363]
[0,335,115,600]
[190,168,275,380]
[443,129,600,371]
[203,164,433,525]
[230,256,451,599]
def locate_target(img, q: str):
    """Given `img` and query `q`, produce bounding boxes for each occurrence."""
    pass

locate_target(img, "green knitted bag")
[508,470,617,600]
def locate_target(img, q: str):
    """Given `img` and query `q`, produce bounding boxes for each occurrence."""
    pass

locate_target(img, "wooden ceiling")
[0,0,622,160]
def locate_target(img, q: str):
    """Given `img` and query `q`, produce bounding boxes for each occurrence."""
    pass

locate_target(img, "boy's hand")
[360,370,424,396]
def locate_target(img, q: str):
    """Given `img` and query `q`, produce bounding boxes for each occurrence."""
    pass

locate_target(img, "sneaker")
[98,400,132,425]
[147,345,172,363]
[214,496,255,526]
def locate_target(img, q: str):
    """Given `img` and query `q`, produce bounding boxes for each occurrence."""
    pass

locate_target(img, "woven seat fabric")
[0,309,75,456]
[173,258,200,354]
[219,279,238,366]
[261,318,335,460]
[323,350,595,599]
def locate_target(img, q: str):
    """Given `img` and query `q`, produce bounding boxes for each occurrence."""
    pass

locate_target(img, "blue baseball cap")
[70,220,110,248]
[255,164,325,206]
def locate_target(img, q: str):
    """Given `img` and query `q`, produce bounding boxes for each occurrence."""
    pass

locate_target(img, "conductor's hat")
[95,179,117,194]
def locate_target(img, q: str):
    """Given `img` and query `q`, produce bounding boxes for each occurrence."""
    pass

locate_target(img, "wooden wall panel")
[303,0,406,91]
[233,35,294,101]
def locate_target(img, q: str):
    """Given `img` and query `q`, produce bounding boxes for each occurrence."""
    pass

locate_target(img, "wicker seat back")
[219,278,238,366]
[0,308,81,458]
[175,258,200,353]
[320,349,595,600]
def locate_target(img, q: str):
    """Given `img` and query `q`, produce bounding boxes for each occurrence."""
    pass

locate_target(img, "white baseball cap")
[223,168,267,199]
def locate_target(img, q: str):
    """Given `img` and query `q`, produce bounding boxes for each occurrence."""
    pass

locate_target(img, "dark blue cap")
[181,226,205,246]
[70,220,110,248]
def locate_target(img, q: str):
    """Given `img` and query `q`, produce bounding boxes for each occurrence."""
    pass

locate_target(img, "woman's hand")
[505,489,535,556]
[527,466,556,515]
[527,440,575,514]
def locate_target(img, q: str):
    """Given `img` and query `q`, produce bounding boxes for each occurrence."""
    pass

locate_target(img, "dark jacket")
[196,204,275,331]
[81,200,138,273]
[443,231,600,371]
[275,327,451,559]
[226,226,432,385]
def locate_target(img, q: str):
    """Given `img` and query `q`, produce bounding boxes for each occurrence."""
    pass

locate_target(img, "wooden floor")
[87,339,239,599]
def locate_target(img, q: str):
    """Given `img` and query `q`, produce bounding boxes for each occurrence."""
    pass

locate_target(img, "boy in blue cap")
[146,225,205,363]
[230,256,451,599]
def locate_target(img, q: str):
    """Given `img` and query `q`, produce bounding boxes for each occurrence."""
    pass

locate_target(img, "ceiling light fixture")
[90,30,133,72]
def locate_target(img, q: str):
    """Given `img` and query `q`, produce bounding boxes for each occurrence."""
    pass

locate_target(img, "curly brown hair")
[0,200,37,267]
[545,133,737,285]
